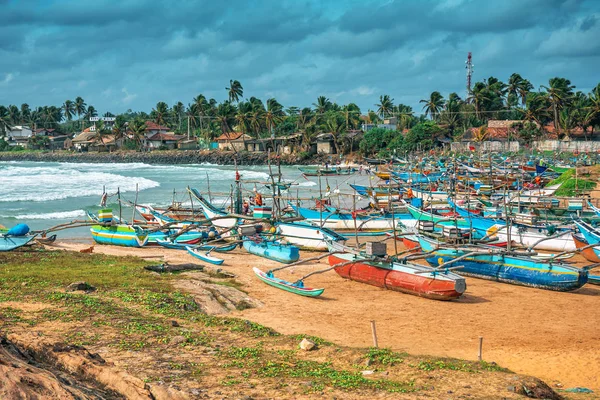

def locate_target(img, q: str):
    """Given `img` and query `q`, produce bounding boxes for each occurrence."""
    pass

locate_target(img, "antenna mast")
[465,52,473,97]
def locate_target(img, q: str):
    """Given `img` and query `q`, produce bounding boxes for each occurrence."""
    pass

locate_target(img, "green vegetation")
[547,168,597,196]
[1,75,599,155]
[0,250,430,395]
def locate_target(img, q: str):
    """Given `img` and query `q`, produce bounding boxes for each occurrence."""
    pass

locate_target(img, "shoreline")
[0,149,337,166]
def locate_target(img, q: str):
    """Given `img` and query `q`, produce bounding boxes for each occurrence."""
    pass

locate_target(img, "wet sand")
[54,240,600,391]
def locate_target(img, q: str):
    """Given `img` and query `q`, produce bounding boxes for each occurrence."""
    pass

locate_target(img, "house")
[6,125,33,148]
[48,135,70,150]
[144,121,170,138]
[34,128,58,137]
[245,133,303,154]
[72,128,97,151]
[146,132,186,150]
[178,139,198,150]
[315,133,337,154]
[215,132,253,151]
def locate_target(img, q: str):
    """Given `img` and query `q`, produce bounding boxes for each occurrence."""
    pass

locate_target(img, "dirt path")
[55,240,600,392]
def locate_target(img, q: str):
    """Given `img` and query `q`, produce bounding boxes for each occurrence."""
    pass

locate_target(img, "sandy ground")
[54,239,600,392]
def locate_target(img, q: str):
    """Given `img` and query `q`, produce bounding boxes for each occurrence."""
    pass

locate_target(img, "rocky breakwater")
[0,150,330,165]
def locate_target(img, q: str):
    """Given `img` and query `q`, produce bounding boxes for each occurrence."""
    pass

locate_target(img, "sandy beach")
[53,238,600,392]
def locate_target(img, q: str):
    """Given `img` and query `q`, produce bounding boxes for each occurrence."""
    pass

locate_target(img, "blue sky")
[0,0,599,115]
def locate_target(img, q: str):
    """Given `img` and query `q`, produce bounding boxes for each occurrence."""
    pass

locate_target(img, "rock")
[66,281,96,292]
[364,358,373,367]
[507,385,516,393]
[516,377,562,400]
[361,370,374,376]
[299,338,317,351]
[21,282,27,287]
[170,320,180,327]
[170,336,187,346]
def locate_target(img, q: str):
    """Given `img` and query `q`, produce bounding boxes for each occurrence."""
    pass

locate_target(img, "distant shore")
[0,150,335,165]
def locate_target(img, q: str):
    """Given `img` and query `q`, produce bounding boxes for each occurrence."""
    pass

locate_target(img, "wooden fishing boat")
[188,188,239,229]
[147,230,211,245]
[417,235,587,291]
[243,236,300,264]
[275,221,347,251]
[571,232,600,262]
[90,225,149,247]
[253,267,325,297]
[326,241,466,300]
[449,199,575,252]
[298,166,356,176]
[35,234,57,245]
[291,204,416,231]
[186,246,224,265]
[0,224,35,251]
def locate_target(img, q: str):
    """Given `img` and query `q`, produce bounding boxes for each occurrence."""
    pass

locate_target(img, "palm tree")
[264,98,284,137]
[342,103,361,130]
[20,104,30,125]
[467,83,489,120]
[521,92,550,127]
[172,101,185,131]
[61,100,75,122]
[128,118,147,151]
[215,101,236,136]
[420,91,444,120]
[193,94,210,131]
[84,105,97,126]
[313,96,331,125]
[589,83,600,128]
[395,104,414,130]
[153,102,169,126]
[324,111,346,154]
[112,115,127,148]
[8,105,20,125]
[541,77,575,137]
[375,95,394,119]
[0,106,9,135]
[227,80,243,103]
[75,97,87,118]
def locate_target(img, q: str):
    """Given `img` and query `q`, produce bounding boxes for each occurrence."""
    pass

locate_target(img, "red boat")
[327,242,466,301]
[572,233,600,262]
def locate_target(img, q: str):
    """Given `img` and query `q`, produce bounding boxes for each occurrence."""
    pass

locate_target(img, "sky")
[0,0,599,116]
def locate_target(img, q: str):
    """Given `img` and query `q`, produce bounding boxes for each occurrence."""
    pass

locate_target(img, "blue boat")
[186,246,225,265]
[90,225,149,247]
[0,224,35,251]
[417,235,587,291]
[243,237,300,264]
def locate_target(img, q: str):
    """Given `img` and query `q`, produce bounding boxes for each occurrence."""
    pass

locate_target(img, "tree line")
[1,75,599,154]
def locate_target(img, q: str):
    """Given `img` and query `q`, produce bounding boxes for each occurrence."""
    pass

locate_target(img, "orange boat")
[327,242,466,301]
[572,233,600,262]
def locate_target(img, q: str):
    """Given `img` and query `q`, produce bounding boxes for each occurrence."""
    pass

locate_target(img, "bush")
[359,128,400,156]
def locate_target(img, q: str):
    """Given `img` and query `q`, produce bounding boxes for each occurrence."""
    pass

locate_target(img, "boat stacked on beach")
[10,153,600,303]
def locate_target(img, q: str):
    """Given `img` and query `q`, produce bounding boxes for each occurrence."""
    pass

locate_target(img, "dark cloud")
[0,0,598,115]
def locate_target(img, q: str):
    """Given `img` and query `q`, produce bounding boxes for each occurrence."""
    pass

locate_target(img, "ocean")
[0,161,369,238]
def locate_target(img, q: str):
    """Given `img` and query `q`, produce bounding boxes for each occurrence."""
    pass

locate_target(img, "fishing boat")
[298,166,356,176]
[290,204,416,231]
[185,246,225,265]
[0,224,35,251]
[90,225,149,247]
[243,236,300,264]
[188,187,239,229]
[417,235,587,291]
[275,221,347,251]
[326,241,466,300]
[571,232,600,262]
[147,230,211,245]
[253,267,325,297]
[448,199,575,252]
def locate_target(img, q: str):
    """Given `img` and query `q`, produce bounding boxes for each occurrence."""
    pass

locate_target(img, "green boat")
[253,267,324,297]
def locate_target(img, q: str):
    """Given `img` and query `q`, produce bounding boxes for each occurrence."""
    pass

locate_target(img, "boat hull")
[0,236,35,251]
[90,225,148,247]
[572,233,600,262]
[328,253,465,300]
[253,267,324,297]
[243,239,300,264]
[275,221,346,251]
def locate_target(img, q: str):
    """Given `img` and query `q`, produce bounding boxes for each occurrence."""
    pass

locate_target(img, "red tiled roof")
[215,132,245,141]
[145,121,170,131]
[147,133,185,141]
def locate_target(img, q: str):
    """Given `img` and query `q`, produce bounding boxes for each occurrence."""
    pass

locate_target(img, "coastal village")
[3,1,600,398]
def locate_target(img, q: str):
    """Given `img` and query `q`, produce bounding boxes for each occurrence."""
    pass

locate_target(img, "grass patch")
[366,347,407,366]
[547,168,596,197]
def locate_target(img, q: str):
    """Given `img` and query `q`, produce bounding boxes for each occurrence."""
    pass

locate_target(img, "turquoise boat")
[90,225,149,247]
[243,237,300,264]
[186,246,224,265]
[0,224,35,251]
[417,235,587,291]
[253,267,324,297]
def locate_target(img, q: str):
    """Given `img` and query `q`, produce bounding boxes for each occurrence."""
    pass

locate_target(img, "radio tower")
[465,52,473,97]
